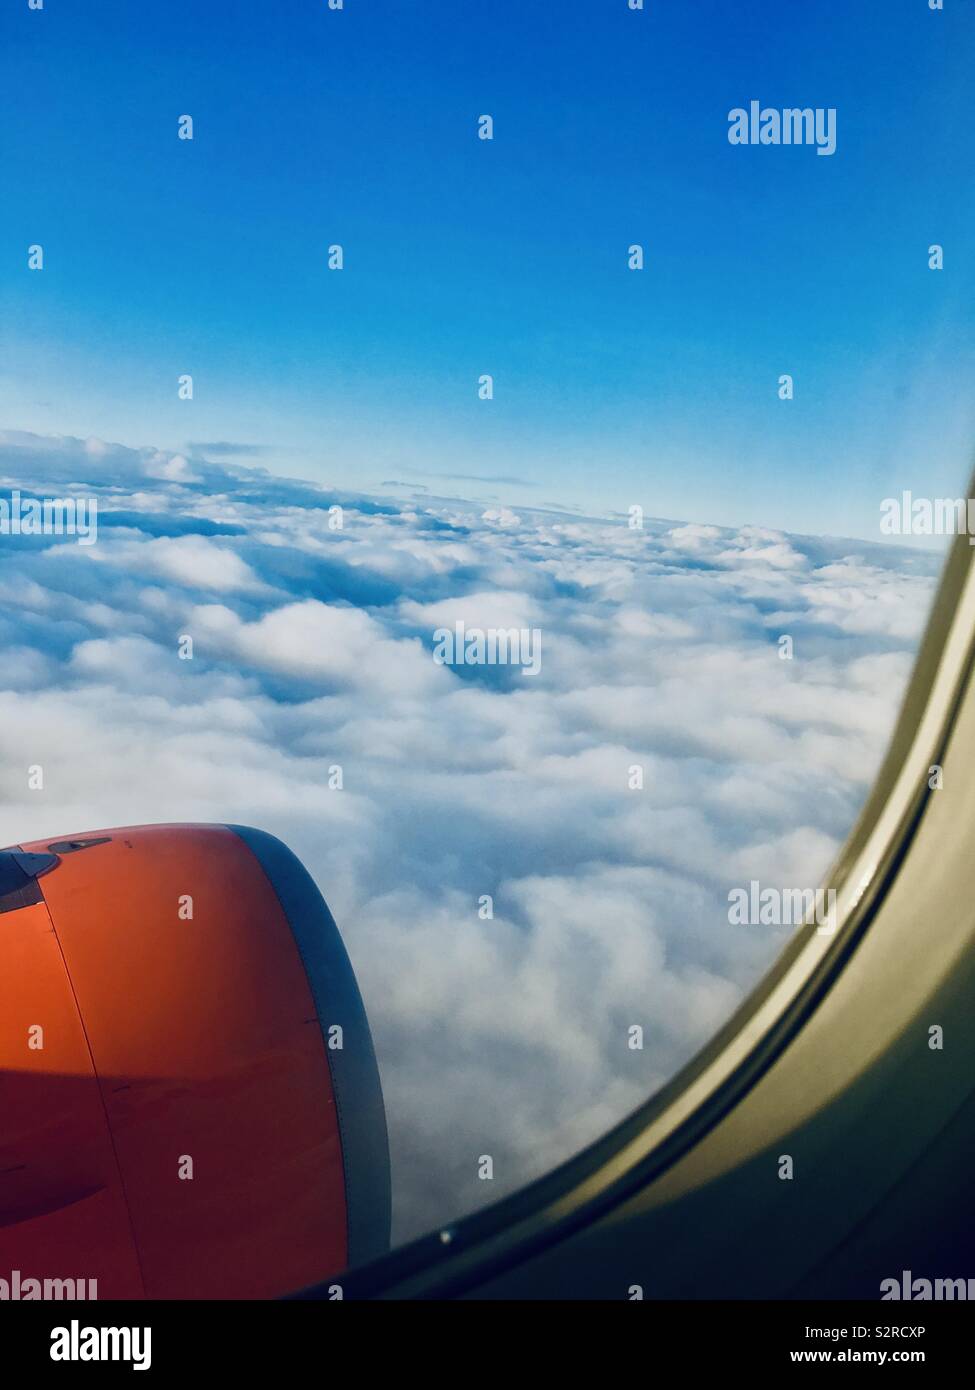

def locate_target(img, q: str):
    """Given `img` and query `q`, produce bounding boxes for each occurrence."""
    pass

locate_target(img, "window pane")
[0,0,971,1279]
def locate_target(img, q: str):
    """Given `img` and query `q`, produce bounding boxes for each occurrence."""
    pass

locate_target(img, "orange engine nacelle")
[0,824,390,1298]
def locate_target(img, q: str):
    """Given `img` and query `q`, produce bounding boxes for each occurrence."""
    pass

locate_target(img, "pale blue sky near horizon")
[1,0,973,543]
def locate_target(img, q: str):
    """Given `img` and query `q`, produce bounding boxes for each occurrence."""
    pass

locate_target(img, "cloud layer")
[0,431,942,1244]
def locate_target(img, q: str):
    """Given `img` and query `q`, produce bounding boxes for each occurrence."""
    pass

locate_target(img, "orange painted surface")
[5,825,347,1298]
[0,896,143,1295]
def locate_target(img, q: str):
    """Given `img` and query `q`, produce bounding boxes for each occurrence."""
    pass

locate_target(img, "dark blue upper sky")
[2,0,972,538]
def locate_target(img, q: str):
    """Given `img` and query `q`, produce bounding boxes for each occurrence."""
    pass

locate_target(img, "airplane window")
[1,1,972,1299]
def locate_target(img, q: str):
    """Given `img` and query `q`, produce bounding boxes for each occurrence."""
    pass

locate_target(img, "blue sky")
[2,0,972,539]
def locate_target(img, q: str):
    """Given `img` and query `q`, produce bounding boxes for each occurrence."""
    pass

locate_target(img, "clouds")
[189,599,440,697]
[88,534,266,592]
[0,430,943,1245]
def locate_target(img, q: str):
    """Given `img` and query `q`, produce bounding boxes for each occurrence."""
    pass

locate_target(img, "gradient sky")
[1,0,973,539]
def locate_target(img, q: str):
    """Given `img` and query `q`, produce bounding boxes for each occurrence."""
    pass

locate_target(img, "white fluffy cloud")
[90,534,265,592]
[0,430,942,1244]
